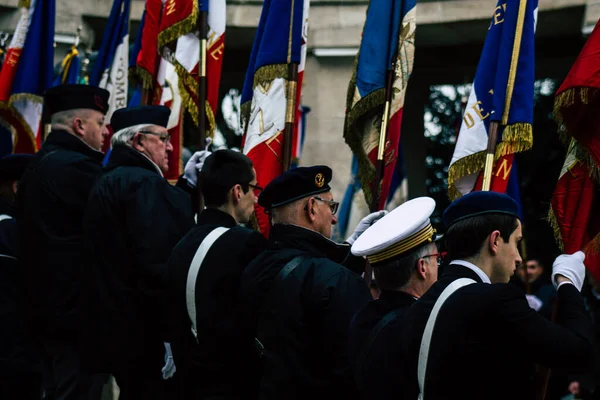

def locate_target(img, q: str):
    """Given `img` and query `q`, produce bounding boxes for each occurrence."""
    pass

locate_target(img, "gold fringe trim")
[547,207,565,252]
[18,0,30,8]
[130,66,155,90]
[179,79,215,136]
[553,87,600,183]
[253,64,289,88]
[173,61,198,96]
[240,101,251,132]
[447,123,532,200]
[156,0,199,51]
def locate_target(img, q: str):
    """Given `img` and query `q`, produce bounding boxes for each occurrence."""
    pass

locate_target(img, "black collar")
[443,264,485,284]
[269,224,351,264]
[43,130,105,162]
[378,290,416,308]
[197,208,237,228]
[106,144,162,175]
[0,199,15,217]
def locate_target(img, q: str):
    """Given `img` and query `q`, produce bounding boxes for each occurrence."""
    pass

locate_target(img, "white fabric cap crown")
[351,197,436,264]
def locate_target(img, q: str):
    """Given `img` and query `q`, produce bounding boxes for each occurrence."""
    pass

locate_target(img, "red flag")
[132,0,162,92]
[550,20,600,281]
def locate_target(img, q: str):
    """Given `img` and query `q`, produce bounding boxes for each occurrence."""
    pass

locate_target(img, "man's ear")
[231,184,243,204]
[72,117,85,136]
[416,257,427,280]
[306,198,317,222]
[488,230,501,256]
[131,133,144,151]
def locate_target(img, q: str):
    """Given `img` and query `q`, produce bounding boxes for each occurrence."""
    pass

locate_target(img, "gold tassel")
[547,207,565,252]
[253,65,289,88]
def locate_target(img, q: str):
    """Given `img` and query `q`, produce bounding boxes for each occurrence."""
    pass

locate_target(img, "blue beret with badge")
[351,197,437,266]
[43,84,110,117]
[258,165,332,211]
[443,191,520,228]
[0,154,34,182]
[111,105,171,133]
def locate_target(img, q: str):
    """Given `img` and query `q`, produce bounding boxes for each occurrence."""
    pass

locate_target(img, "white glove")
[525,294,543,312]
[346,210,388,245]
[161,342,176,380]
[551,251,586,292]
[183,150,212,188]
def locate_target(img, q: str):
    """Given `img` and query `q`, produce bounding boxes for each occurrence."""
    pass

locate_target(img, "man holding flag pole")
[398,1,594,400]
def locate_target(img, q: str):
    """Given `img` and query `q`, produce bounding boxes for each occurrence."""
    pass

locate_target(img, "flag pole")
[283,0,299,172]
[195,7,209,216]
[482,0,527,191]
[370,67,394,212]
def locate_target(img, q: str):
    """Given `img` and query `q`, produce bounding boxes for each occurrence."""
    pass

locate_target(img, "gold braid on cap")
[367,224,436,264]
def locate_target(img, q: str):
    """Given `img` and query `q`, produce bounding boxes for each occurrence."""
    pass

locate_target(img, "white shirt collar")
[450,260,491,284]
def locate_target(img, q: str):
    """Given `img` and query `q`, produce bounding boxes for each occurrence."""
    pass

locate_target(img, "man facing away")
[347,197,439,399]
[17,84,110,400]
[241,165,385,400]
[168,149,268,399]
[402,191,593,400]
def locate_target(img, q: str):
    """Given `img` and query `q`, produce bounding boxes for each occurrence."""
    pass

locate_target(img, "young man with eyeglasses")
[347,197,439,399]
[401,191,593,400]
[81,105,202,399]
[167,150,268,400]
[240,165,386,400]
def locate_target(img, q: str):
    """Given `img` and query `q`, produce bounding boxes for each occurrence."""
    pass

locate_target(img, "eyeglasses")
[139,130,171,144]
[422,253,442,266]
[249,183,263,194]
[313,196,339,215]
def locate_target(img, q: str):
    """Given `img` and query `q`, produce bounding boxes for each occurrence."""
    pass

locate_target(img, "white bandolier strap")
[417,278,476,400]
[186,227,230,340]
[0,214,12,222]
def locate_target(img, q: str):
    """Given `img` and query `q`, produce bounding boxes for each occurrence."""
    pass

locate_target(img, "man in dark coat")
[17,84,110,400]
[0,154,42,400]
[82,105,196,399]
[402,191,594,400]
[241,166,385,400]
[347,197,439,400]
[168,149,268,399]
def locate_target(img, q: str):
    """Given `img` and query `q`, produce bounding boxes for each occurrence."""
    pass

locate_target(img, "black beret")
[258,166,332,211]
[110,105,170,133]
[0,154,34,182]
[443,191,520,228]
[43,84,110,117]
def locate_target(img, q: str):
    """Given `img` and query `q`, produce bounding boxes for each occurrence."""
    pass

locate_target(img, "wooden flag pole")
[481,121,500,191]
[196,9,209,216]
[283,62,299,172]
[370,67,395,212]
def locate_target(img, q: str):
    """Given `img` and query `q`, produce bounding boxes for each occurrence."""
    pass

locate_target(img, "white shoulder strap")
[186,226,230,340]
[0,214,12,222]
[417,278,476,399]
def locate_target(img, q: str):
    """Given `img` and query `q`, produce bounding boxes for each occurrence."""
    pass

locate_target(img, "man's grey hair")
[373,242,435,291]
[111,123,154,147]
[270,199,305,225]
[50,109,90,126]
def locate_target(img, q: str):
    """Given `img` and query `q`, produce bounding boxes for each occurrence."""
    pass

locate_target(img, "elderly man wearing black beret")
[81,105,205,399]
[401,191,594,400]
[241,165,386,400]
[17,84,111,400]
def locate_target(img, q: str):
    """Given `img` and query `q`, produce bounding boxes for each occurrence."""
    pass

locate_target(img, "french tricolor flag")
[448,0,537,200]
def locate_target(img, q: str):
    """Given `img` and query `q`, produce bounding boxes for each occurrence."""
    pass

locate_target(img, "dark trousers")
[43,341,107,400]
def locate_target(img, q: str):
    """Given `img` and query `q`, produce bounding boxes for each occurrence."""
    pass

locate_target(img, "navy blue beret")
[443,191,520,228]
[111,105,170,133]
[258,166,332,211]
[0,154,34,182]
[44,84,110,117]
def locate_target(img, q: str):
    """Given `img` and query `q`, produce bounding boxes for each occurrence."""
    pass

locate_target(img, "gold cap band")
[367,224,436,265]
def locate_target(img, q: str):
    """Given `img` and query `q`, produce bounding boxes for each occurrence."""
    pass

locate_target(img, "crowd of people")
[0,83,597,400]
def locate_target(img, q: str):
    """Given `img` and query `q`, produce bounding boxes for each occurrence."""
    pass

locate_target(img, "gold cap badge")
[315,173,325,188]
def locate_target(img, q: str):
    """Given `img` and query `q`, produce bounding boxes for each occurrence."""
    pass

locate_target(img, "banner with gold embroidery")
[240,0,310,236]
[343,0,416,211]
[448,0,537,200]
